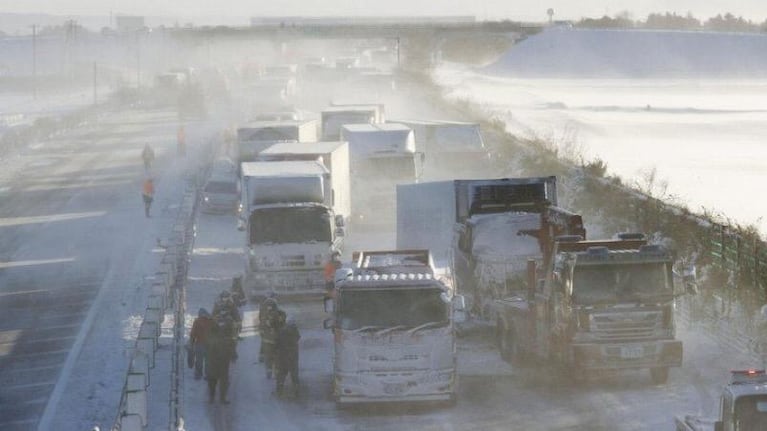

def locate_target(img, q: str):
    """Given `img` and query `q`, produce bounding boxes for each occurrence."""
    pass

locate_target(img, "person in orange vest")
[142,178,155,217]
[177,125,186,156]
[323,251,342,292]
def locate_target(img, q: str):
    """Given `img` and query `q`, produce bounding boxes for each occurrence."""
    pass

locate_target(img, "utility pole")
[396,36,400,68]
[136,31,141,89]
[31,24,37,99]
[93,62,97,105]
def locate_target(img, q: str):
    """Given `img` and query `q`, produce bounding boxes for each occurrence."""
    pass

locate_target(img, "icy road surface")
[172,209,764,431]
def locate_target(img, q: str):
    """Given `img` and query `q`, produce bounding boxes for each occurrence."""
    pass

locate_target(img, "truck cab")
[676,369,767,431]
[500,234,684,383]
[324,250,466,404]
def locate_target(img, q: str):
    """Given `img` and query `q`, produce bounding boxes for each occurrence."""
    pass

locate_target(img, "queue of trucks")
[216,60,722,409]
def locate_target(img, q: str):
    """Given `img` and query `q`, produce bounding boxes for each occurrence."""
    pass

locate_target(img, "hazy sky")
[1,1,766,23]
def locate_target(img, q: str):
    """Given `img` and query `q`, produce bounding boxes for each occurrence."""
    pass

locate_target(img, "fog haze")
[2,0,767,22]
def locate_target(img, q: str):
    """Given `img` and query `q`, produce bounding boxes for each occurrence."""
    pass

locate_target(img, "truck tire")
[650,367,669,384]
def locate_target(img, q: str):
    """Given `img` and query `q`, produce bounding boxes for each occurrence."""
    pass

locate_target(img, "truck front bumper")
[570,339,682,370]
[334,370,456,404]
[245,269,325,301]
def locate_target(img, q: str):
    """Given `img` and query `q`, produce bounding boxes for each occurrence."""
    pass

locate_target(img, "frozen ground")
[435,28,767,236]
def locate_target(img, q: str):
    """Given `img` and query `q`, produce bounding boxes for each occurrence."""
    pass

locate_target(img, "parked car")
[201,174,240,214]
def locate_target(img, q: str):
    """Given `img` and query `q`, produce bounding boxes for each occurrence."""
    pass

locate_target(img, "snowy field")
[435,28,767,236]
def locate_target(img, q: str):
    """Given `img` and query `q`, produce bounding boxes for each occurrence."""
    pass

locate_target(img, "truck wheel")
[650,367,669,384]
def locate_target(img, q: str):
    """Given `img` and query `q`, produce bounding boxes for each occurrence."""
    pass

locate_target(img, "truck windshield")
[338,288,448,330]
[572,262,671,304]
[204,181,237,194]
[735,395,767,430]
[360,156,415,183]
[249,206,332,244]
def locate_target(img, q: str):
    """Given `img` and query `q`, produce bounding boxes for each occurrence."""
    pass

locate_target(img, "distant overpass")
[167,20,544,41]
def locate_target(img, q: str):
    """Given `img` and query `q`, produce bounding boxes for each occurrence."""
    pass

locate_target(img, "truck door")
[451,224,473,296]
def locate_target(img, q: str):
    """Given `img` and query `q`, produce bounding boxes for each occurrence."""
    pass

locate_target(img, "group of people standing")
[259,294,301,398]
[188,279,245,404]
[188,278,301,403]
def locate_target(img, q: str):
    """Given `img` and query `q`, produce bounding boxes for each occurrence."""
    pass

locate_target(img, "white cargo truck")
[320,106,383,141]
[391,119,489,180]
[340,123,421,228]
[239,161,344,298]
[258,141,352,225]
[236,120,318,163]
[323,249,466,404]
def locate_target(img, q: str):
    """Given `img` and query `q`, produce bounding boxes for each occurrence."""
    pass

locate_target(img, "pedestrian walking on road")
[141,178,155,218]
[258,295,277,363]
[141,143,155,170]
[190,308,213,380]
[262,307,285,379]
[275,318,301,398]
[205,321,237,404]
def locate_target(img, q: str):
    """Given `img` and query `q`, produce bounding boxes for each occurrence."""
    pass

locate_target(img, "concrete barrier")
[119,414,143,431]
[136,338,155,368]
[125,390,147,426]
[130,352,150,387]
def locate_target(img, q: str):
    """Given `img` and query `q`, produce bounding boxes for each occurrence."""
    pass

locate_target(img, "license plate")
[620,346,644,359]
[383,383,405,395]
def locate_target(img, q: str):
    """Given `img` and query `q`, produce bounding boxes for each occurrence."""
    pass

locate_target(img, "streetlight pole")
[31,24,37,99]
[136,31,141,89]
[93,62,97,105]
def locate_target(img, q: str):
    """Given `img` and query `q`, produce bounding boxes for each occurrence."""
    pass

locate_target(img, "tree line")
[574,12,767,33]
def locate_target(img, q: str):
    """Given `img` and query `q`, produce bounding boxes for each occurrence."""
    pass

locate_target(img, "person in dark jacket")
[189,308,214,380]
[258,296,278,364]
[275,318,301,397]
[205,320,237,404]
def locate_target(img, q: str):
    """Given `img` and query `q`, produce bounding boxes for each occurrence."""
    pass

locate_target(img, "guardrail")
[109,174,201,431]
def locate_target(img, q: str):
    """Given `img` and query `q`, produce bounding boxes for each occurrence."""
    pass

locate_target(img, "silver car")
[201,176,240,214]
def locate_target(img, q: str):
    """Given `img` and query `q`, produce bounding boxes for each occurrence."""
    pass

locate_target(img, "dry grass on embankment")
[399,67,767,304]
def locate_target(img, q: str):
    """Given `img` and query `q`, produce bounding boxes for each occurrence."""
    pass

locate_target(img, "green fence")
[709,223,767,293]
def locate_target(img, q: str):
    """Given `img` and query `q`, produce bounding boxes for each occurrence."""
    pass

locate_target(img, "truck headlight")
[203,195,210,202]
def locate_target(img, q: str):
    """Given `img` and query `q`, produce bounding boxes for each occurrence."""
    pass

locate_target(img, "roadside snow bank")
[484,27,767,78]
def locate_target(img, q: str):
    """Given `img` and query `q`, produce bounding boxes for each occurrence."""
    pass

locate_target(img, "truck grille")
[281,254,306,267]
[591,311,661,341]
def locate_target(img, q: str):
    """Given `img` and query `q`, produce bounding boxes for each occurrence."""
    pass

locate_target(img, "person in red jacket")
[190,308,214,380]
[142,178,155,218]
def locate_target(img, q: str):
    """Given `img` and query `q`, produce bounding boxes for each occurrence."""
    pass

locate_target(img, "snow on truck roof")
[342,123,409,133]
[239,119,315,129]
[322,105,379,114]
[261,141,347,154]
[240,160,328,177]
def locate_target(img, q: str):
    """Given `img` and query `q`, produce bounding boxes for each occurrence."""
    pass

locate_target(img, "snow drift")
[484,27,767,78]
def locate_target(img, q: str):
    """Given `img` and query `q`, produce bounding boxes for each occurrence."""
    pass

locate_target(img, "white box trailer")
[240,160,344,298]
[237,120,318,162]
[259,141,351,224]
[396,178,559,267]
[391,119,488,180]
[320,106,383,141]
[341,123,420,228]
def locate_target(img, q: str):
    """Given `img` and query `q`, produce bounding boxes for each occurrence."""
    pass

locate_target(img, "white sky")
[1,1,766,23]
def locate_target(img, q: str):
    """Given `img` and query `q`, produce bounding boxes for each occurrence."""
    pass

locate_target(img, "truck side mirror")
[324,296,335,313]
[335,215,345,227]
[323,317,335,329]
[713,421,723,431]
